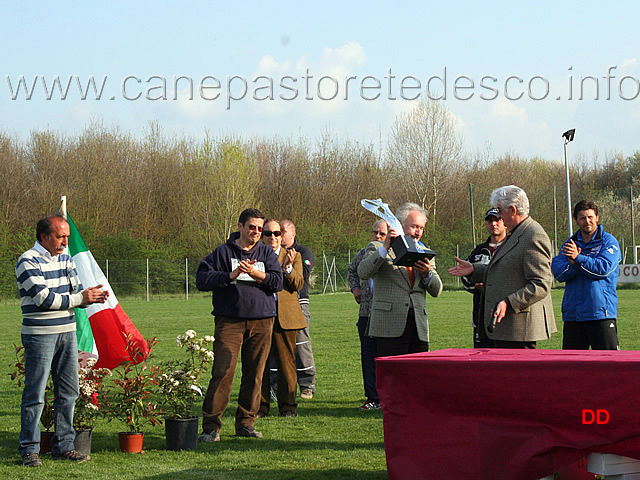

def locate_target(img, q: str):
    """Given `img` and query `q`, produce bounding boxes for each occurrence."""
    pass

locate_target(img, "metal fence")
[1,247,469,301]
[5,245,639,302]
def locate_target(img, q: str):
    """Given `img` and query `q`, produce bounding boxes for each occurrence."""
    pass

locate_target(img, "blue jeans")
[19,332,79,456]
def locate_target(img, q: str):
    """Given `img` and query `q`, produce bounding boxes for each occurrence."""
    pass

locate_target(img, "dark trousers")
[375,309,429,358]
[202,315,274,433]
[474,326,494,348]
[357,316,378,403]
[563,319,619,350]
[493,339,537,349]
[260,321,298,415]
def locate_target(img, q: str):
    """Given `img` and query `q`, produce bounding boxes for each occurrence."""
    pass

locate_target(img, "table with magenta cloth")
[376,348,640,480]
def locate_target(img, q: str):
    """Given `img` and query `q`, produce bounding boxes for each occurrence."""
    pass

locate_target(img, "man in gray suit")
[358,203,442,357]
[449,185,556,348]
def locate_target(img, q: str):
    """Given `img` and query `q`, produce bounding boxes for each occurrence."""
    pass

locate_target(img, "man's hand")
[352,287,362,304]
[238,259,257,274]
[82,285,109,306]
[384,228,399,250]
[561,239,581,265]
[448,257,474,277]
[230,259,257,281]
[237,258,267,283]
[414,258,431,276]
[283,248,296,267]
[490,300,508,324]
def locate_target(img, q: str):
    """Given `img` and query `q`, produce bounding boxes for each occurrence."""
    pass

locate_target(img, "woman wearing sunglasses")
[258,219,307,418]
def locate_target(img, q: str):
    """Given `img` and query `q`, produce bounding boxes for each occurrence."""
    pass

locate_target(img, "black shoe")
[51,449,90,463]
[280,411,297,417]
[235,426,263,438]
[22,452,42,467]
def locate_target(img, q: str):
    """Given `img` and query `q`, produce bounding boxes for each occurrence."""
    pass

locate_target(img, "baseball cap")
[485,208,500,220]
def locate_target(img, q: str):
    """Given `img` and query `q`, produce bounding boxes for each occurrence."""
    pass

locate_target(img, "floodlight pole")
[563,129,575,237]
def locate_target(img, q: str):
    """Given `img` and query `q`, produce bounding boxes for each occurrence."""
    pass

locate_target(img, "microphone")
[487,301,501,333]
[487,313,498,333]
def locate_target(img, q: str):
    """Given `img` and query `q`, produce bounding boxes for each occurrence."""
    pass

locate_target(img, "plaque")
[391,235,436,266]
[361,198,436,266]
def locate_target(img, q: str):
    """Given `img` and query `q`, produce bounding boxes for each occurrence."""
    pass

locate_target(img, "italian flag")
[61,197,149,369]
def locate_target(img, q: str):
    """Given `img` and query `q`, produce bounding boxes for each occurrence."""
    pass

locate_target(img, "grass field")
[0,289,638,479]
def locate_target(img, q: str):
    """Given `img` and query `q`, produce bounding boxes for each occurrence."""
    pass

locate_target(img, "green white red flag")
[60,197,149,368]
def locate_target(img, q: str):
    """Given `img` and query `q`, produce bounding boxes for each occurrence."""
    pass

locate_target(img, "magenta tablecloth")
[377,348,640,480]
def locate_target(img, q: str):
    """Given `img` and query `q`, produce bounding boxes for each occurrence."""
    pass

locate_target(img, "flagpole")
[60,195,67,219]
[562,129,576,237]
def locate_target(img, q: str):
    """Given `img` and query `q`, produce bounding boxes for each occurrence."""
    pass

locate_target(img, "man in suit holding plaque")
[358,202,442,357]
[449,185,557,348]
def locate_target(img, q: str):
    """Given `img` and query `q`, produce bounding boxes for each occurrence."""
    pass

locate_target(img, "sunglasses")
[372,230,387,236]
[263,231,282,237]
[247,224,264,232]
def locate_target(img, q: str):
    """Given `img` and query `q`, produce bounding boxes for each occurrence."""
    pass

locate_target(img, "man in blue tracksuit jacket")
[552,200,621,350]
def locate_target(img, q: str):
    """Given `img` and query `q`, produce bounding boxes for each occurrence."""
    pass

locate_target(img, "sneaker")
[300,388,314,400]
[198,430,220,442]
[21,452,42,467]
[51,449,90,463]
[280,411,297,418]
[235,426,263,439]
[357,401,381,411]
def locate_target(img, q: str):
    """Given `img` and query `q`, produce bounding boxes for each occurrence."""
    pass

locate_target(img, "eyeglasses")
[247,224,264,232]
[263,231,282,237]
[372,230,387,236]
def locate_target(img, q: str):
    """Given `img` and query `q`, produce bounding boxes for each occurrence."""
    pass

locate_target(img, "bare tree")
[387,98,464,223]
[184,134,259,253]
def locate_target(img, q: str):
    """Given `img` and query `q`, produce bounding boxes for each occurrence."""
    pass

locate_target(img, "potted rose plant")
[73,357,112,454]
[9,344,55,452]
[101,334,162,453]
[157,329,214,450]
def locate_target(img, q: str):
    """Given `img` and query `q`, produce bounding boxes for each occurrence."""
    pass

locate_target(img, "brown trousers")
[202,315,274,432]
[260,320,298,415]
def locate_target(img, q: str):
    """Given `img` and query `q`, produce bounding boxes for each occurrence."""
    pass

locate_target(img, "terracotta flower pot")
[118,432,144,453]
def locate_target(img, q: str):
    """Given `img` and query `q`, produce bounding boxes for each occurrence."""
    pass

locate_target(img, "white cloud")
[247,42,369,118]
[491,97,528,122]
[621,58,638,71]
[173,84,229,120]
[320,42,367,67]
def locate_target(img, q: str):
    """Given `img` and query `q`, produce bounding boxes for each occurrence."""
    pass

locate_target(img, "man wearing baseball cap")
[461,208,507,347]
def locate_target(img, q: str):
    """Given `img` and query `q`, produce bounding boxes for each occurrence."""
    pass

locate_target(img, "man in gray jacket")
[358,203,442,357]
[449,186,556,348]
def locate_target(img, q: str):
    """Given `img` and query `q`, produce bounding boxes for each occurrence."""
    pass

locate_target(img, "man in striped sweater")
[16,214,108,467]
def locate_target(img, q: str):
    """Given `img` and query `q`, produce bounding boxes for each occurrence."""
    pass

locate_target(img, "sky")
[2,0,639,162]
